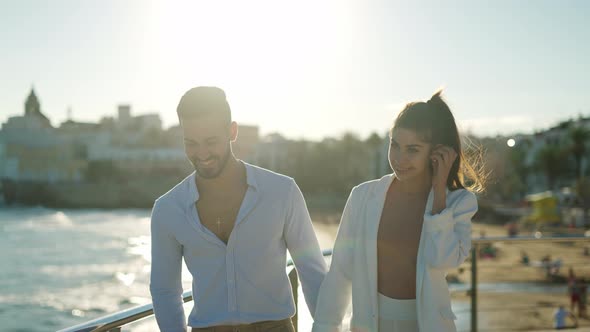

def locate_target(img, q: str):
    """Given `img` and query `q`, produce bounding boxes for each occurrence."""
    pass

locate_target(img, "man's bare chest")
[196,189,246,243]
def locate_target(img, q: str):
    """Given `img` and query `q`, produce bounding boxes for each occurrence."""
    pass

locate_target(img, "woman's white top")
[312,174,478,332]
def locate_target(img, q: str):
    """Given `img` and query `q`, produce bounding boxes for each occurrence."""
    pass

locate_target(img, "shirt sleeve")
[422,189,478,269]
[312,187,358,332]
[283,179,328,317]
[149,200,187,332]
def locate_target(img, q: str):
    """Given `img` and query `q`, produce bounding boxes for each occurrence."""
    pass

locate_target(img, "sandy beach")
[311,216,590,331]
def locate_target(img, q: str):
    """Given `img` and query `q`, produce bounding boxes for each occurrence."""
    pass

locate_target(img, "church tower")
[25,88,41,116]
[24,87,52,128]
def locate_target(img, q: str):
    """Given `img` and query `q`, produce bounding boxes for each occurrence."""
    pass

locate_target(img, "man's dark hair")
[176,86,231,123]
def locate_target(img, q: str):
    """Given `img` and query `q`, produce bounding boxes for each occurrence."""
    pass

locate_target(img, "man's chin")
[195,167,222,179]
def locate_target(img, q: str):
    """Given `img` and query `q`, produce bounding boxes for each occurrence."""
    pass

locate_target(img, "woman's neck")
[393,172,432,195]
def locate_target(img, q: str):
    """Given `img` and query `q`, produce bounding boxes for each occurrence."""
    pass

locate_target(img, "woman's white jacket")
[312,174,478,332]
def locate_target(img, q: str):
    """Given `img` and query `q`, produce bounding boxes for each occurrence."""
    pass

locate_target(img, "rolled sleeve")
[149,200,187,332]
[423,207,455,233]
[423,190,478,269]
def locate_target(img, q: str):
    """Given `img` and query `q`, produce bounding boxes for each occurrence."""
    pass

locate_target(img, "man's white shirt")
[150,162,327,331]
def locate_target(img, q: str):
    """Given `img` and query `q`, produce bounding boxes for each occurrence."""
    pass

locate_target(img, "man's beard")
[191,147,232,179]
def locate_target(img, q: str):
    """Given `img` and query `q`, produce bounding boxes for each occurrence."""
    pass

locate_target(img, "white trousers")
[378,293,419,332]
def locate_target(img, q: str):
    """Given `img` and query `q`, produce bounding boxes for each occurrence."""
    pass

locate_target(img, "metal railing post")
[288,268,299,332]
[471,243,478,332]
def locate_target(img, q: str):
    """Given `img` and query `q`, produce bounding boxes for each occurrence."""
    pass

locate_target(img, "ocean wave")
[39,263,138,279]
[127,236,151,262]
[2,210,73,231]
[115,272,136,286]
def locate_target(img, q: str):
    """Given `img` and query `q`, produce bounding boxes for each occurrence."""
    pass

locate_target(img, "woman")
[312,90,485,332]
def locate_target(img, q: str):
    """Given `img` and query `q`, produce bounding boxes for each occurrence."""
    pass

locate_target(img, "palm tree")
[575,177,590,226]
[509,139,530,198]
[365,132,385,178]
[535,145,568,190]
[570,126,590,179]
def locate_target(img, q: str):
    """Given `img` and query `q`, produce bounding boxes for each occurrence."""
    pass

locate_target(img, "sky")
[1,0,589,140]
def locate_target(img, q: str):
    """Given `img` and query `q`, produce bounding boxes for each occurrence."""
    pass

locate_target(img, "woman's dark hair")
[391,89,486,192]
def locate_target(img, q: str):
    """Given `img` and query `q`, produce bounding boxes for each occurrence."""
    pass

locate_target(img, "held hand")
[430,145,458,191]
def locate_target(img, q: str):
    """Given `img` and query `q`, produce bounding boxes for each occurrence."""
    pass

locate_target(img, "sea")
[0,207,317,332]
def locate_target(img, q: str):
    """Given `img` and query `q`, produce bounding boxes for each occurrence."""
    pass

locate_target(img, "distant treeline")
[6,125,589,211]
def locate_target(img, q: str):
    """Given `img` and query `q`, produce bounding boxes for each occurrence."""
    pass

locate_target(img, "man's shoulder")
[246,163,295,189]
[154,172,195,210]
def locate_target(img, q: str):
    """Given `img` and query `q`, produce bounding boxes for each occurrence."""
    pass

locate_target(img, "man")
[150,86,327,332]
